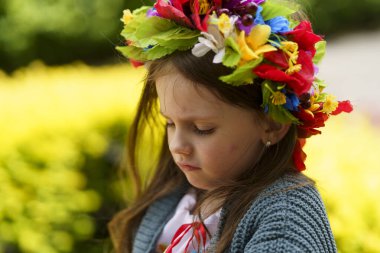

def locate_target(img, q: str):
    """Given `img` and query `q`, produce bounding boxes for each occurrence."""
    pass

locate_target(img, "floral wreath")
[118,0,353,172]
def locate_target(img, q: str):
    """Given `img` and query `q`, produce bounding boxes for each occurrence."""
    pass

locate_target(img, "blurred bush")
[303,0,380,36]
[0,63,144,253]
[0,0,147,73]
[305,113,380,253]
[1,0,380,73]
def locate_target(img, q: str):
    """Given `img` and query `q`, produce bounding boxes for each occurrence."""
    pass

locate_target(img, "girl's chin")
[183,174,216,191]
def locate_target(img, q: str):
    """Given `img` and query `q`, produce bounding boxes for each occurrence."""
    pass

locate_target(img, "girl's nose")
[168,130,192,156]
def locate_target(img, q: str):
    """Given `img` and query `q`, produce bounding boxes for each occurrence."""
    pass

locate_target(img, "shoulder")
[229,173,337,253]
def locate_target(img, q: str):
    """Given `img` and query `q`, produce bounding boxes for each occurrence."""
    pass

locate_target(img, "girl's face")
[156,71,268,190]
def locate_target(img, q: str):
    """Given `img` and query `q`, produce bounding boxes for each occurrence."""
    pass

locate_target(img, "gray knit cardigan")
[132,174,337,253]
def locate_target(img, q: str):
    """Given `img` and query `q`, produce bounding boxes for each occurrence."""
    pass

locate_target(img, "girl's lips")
[177,163,201,172]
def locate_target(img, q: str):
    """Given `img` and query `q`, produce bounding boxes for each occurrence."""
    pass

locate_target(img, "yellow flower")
[281,41,302,74]
[322,95,339,114]
[271,91,287,105]
[237,25,277,63]
[218,13,232,35]
[281,41,298,54]
[307,93,321,112]
[286,64,302,75]
[121,9,133,25]
[198,0,211,15]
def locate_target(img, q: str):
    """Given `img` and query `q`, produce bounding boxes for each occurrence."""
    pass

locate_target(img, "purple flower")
[314,65,319,75]
[236,5,264,34]
[236,20,253,34]
[224,0,265,9]
[223,0,265,13]
[147,7,159,17]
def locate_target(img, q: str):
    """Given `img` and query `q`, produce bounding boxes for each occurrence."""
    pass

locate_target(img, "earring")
[265,141,271,147]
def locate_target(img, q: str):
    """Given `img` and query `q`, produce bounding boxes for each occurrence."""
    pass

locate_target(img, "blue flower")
[252,8,291,34]
[264,104,269,113]
[284,93,300,111]
[266,16,291,33]
[254,6,265,25]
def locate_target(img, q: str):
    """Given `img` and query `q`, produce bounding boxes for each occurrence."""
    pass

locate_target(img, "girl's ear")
[261,118,291,145]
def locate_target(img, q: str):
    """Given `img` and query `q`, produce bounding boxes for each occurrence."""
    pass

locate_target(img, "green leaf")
[116,45,148,62]
[268,104,299,124]
[120,19,144,42]
[261,0,299,21]
[154,28,200,41]
[134,17,178,47]
[262,81,299,124]
[144,45,176,60]
[120,7,151,40]
[157,38,199,50]
[132,6,151,15]
[315,93,328,103]
[314,78,327,94]
[220,57,263,86]
[155,28,200,50]
[222,37,241,67]
[313,41,326,65]
[262,81,272,104]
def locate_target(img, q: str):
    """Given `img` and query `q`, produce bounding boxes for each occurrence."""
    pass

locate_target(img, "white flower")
[191,25,226,63]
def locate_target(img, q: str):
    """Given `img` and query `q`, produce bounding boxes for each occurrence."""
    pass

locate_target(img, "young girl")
[109,0,353,252]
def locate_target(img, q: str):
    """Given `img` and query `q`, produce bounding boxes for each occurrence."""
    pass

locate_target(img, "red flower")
[331,100,353,115]
[293,138,307,172]
[295,108,329,138]
[254,50,315,95]
[130,59,144,68]
[285,21,323,57]
[154,0,211,31]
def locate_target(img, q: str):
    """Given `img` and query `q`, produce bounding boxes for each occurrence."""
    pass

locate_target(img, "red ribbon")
[165,221,207,253]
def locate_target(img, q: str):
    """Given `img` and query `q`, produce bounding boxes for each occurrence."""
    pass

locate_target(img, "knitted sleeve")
[231,176,337,253]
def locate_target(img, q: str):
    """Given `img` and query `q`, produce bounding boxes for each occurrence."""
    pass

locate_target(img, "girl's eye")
[193,126,215,135]
[165,121,214,135]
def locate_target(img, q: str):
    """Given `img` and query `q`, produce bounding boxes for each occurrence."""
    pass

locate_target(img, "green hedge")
[0,0,379,73]
[0,0,144,73]
[0,63,144,253]
[303,0,380,37]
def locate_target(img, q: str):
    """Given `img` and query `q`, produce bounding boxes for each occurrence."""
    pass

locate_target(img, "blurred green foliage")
[0,0,149,73]
[1,0,380,73]
[304,0,380,36]
[0,63,144,253]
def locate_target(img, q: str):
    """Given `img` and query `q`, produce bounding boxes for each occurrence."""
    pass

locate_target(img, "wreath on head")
[118,0,353,171]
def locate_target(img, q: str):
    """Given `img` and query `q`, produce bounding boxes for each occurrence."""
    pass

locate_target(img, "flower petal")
[213,48,226,63]
[192,43,212,57]
[246,24,271,50]
[198,37,218,52]
[285,21,322,56]
[293,139,307,172]
[154,0,194,28]
[238,31,259,61]
[254,44,277,56]
[266,16,291,33]
[331,100,354,115]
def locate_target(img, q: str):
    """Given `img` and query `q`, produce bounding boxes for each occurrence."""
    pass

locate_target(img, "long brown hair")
[108,49,313,252]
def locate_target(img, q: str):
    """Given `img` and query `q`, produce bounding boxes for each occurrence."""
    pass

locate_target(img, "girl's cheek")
[229,144,239,153]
